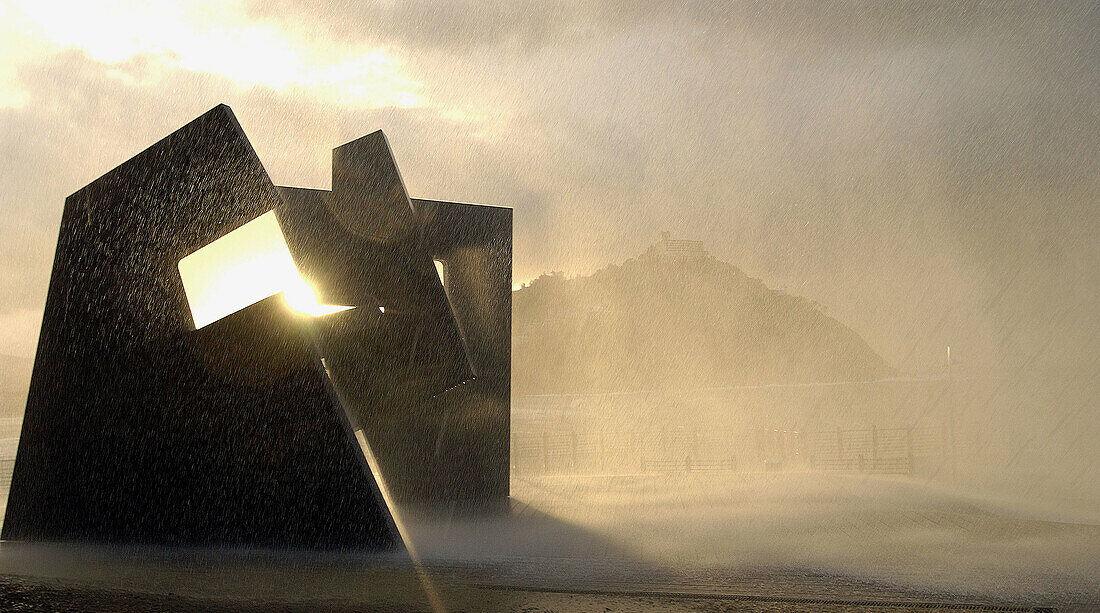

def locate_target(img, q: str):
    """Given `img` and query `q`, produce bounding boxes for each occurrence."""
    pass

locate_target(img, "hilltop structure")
[641,231,708,262]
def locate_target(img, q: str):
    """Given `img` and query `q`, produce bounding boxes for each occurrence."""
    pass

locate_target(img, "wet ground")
[0,471,1097,611]
[0,574,1069,612]
[0,552,1071,612]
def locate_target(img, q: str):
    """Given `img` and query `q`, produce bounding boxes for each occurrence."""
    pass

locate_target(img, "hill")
[513,236,893,394]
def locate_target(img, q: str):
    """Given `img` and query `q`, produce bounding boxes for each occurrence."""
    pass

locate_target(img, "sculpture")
[3,104,511,550]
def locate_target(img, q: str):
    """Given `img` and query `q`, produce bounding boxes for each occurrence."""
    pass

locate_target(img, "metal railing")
[512,424,952,477]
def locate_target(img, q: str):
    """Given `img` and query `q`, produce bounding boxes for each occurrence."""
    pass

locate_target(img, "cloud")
[2,0,424,111]
[243,0,1094,58]
[0,46,557,355]
[0,0,1095,381]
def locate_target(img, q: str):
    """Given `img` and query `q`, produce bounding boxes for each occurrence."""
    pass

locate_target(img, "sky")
[0,0,1096,384]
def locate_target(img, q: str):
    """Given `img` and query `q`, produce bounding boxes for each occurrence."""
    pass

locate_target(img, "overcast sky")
[0,1,1096,380]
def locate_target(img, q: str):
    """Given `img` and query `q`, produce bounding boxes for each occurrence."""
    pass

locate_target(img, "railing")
[512,424,952,477]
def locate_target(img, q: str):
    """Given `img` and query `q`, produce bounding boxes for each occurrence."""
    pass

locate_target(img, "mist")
[0,0,1097,608]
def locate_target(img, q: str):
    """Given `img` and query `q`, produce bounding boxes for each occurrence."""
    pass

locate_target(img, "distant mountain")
[0,353,32,418]
[513,235,893,394]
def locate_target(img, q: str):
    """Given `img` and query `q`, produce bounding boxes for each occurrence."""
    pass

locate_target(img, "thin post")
[542,431,549,473]
[599,431,606,473]
[871,425,878,472]
[950,412,958,485]
[570,429,578,471]
[906,426,915,476]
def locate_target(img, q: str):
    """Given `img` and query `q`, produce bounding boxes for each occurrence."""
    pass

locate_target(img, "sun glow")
[3,0,423,110]
[178,210,352,329]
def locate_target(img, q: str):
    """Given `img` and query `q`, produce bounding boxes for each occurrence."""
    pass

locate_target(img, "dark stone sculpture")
[275,134,473,417]
[278,164,512,506]
[3,103,512,550]
[409,198,512,504]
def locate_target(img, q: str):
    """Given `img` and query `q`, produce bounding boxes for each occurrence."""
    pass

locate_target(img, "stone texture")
[3,105,398,550]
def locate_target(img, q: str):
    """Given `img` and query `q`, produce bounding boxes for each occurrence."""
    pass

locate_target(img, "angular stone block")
[3,106,399,550]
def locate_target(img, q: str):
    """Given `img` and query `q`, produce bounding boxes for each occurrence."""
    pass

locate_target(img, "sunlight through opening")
[178,210,352,329]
